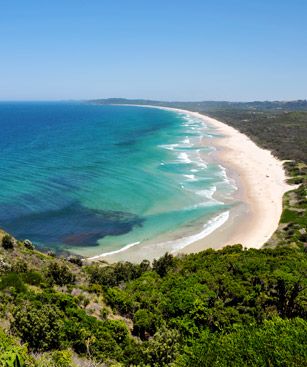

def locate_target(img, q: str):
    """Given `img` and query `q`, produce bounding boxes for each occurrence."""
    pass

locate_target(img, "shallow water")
[0,102,236,256]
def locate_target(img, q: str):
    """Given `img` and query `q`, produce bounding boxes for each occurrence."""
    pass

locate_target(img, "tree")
[152,253,174,277]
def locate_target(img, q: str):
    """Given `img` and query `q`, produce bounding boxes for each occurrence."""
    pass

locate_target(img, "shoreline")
[88,105,293,262]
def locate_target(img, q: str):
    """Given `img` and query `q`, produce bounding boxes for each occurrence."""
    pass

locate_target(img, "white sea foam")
[156,211,230,252]
[218,164,238,190]
[192,199,223,209]
[88,241,141,259]
[183,174,197,181]
[159,143,179,150]
[177,152,192,164]
[194,160,207,168]
[196,186,217,199]
[88,212,229,260]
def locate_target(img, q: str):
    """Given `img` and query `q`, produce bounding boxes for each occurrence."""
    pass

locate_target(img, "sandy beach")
[175,109,293,253]
[89,105,293,263]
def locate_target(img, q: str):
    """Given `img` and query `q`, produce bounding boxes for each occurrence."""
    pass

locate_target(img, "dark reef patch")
[1,203,144,249]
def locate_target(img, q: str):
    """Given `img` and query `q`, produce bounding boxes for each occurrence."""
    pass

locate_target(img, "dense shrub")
[67,256,83,266]
[11,302,65,351]
[152,252,174,277]
[89,260,150,287]
[0,273,26,293]
[142,327,180,367]
[22,271,44,286]
[46,262,75,286]
[175,318,307,367]
[0,240,306,366]
[0,328,33,367]
[35,350,73,367]
[12,260,28,273]
[1,235,15,250]
[133,309,156,339]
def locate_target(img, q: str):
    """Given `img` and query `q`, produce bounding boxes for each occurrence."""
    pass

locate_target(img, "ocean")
[0,102,236,257]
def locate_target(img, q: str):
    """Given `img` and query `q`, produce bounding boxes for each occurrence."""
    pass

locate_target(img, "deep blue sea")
[0,102,235,257]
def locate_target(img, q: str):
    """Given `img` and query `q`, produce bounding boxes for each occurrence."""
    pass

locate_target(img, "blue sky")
[1,0,306,101]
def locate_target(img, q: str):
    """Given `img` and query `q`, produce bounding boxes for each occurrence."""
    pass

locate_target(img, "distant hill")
[91,98,307,112]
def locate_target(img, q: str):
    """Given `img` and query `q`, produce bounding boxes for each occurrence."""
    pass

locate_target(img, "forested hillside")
[0,234,306,366]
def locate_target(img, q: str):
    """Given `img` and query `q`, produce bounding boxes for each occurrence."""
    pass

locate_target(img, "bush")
[143,327,180,366]
[50,350,73,367]
[0,256,12,273]
[22,271,44,286]
[133,309,156,339]
[0,328,34,367]
[67,256,83,266]
[46,262,76,286]
[89,261,148,287]
[11,302,65,351]
[0,273,26,293]
[0,351,25,367]
[175,318,307,367]
[152,253,174,277]
[12,260,28,273]
[35,350,73,367]
[1,235,15,250]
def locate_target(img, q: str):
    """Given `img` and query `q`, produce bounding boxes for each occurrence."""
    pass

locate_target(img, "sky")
[0,0,306,101]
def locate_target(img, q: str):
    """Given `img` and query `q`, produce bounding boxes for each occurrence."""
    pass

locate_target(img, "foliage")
[21,271,44,286]
[152,253,174,277]
[0,235,306,365]
[11,302,65,351]
[35,350,74,367]
[46,261,76,286]
[0,328,34,367]
[266,162,307,248]
[88,260,150,287]
[142,326,180,367]
[0,273,26,294]
[133,309,156,339]
[1,236,14,250]
[175,317,307,366]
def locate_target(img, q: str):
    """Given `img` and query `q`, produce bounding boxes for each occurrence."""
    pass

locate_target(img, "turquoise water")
[0,102,235,256]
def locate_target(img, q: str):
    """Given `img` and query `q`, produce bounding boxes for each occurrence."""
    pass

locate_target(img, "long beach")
[89,105,293,262]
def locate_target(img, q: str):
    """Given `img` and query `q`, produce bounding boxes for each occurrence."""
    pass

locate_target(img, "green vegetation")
[206,110,307,163]
[1,236,15,250]
[0,234,306,366]
[264,161,307,248]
